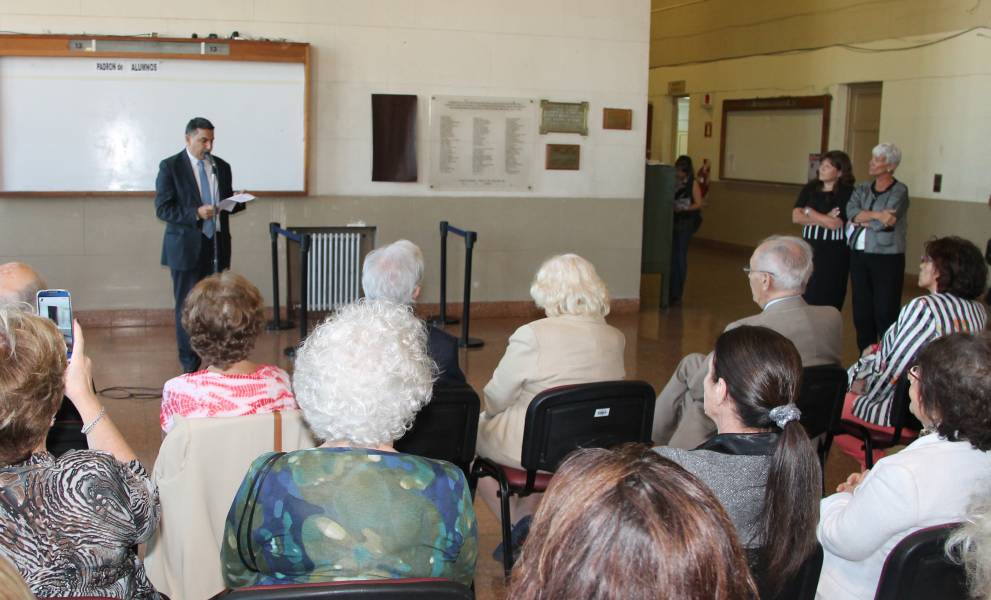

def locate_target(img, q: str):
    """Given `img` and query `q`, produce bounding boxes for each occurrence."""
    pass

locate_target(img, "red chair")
[208,578,472,599]
[834,375,920,469]
[469,380,656,575]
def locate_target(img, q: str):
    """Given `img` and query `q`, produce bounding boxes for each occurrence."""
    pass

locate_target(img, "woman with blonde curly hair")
[160,272,296,433]
[475,253,625,561]
[220,300,477,588]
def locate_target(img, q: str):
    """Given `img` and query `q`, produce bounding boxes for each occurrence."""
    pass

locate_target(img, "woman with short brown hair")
[160,272,296,433]
[0,307,161,598]
[508,445,756,600]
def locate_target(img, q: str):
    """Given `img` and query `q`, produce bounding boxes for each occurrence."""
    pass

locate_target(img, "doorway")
[845,82,882,183]
[672,95,690,160]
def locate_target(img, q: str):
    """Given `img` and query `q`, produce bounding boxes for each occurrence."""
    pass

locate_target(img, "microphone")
[204,151,217,175]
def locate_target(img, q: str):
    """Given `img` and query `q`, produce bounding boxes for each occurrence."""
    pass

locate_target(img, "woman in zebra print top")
[846,236,988,427]
[792,150,855,311]
[0,309,162,599]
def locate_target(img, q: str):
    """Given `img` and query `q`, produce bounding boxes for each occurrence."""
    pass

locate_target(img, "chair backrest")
[888,374,923,442]
[145,410,319,600]
[394,383,480,476]
[209,578,473,599]
[519,380,655,473]
[764,542,824,600]
[873,523,967,600]
[797,364,847,439]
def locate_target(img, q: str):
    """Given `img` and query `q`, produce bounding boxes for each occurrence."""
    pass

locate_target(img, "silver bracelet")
[81,407,107,435]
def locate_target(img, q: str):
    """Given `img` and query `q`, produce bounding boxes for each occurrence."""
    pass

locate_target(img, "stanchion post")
[459,230,484,348]
[429,221,459,326]
[267,223,295,332]
[285,232,311,358]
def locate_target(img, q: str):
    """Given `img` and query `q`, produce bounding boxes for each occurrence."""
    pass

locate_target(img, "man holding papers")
[155,117,247,373]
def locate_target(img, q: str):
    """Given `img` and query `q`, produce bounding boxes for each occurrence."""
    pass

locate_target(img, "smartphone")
[36,289,74,358]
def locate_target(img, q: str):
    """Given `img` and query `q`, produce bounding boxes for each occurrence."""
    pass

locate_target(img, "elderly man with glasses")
[652,235,843,449]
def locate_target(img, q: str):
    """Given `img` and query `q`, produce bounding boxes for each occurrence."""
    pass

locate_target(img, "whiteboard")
[721,103,827,185]
[0,57,305,192]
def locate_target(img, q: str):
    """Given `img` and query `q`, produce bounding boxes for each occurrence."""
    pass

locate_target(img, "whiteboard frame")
[0,34,310,196]
[719,95,831,186]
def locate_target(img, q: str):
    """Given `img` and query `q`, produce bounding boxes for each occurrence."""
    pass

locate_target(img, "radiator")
[307,231,362,311]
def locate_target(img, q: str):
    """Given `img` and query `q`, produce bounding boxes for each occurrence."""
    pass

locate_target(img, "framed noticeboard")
[719,95,831,185]
[539,100,588,135]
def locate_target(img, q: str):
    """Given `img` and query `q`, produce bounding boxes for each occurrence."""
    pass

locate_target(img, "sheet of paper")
[219,192,255,212]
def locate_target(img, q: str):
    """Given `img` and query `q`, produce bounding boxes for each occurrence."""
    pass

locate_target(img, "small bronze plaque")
[668,80,686,95]
[539,100,589,135]
[545,144,580,170]
[603,108,632,130]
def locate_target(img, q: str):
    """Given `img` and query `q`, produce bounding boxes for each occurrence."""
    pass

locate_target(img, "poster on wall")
[429,95,536,191]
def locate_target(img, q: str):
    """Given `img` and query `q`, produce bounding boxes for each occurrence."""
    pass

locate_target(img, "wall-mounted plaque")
[545,144,580,170]
[539,100,589,135]
[428,95,536,191]
[603,108,632,130]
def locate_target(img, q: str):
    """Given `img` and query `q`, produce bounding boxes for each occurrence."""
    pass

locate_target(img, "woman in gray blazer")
[655,325,821,599]
[846,143,909,352]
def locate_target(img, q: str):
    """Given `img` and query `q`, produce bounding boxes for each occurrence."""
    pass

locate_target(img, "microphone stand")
[207,153,220,274]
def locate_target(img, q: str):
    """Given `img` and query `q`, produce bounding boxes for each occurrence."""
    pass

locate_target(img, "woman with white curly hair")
[475,253,626,561]
[220,300,477,588]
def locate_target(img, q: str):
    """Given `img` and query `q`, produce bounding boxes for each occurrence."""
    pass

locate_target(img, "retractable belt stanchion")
[428,221,459,326]
[428,221,484,349]
[266,222,295,332]
[265,223,311,357]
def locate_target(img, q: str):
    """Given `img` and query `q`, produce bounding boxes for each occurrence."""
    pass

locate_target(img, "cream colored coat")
[476,314,626,468]
[144,411,318,600]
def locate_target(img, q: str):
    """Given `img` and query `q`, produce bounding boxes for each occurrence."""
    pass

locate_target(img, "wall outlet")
[933,173,942,193]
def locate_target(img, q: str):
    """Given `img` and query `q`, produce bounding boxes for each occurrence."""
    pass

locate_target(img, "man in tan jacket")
[653,236,842,449]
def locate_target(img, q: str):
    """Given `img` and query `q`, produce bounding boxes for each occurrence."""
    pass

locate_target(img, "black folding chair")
[796,364,847,487]
[835,375,921,469]
[469,380,656,575]
[873,523,967,600]
[751,542,824,600]
[395,383,480,479]
[209,578,473,599]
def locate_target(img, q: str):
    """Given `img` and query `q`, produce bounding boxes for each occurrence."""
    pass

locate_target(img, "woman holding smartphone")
[0,309,162,598]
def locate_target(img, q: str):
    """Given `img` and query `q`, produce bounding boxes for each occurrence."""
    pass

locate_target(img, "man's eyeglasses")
[742,267,776,278]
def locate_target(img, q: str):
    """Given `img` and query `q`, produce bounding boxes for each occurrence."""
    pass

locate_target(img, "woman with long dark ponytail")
[655,325,821,597]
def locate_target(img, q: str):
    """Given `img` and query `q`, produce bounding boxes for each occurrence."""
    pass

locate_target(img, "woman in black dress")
[670,155,704,305]
[792,150,855,311]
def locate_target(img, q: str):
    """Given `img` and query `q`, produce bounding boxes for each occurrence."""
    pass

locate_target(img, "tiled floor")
[87,242,897,600]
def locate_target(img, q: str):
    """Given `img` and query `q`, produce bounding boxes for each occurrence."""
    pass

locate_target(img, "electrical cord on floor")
[96,386,162,400]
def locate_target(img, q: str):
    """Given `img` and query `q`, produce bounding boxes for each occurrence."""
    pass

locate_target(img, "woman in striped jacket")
[846,236,988,427]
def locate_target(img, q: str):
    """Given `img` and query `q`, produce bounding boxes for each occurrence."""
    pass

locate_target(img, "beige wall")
[650,0,991,67]
[649,27,991,274]
[0,1,650,310]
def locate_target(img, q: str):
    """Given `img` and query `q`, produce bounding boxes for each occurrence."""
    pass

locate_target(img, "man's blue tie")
[197,159,215,239]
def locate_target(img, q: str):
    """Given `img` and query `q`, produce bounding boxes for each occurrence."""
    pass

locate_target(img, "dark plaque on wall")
[371,93,418,182]
[545,144,581,170]
[539,100,589,135]
[603,107,633,130]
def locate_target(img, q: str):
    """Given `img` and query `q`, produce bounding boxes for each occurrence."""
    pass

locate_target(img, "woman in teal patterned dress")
[221,300,477,587]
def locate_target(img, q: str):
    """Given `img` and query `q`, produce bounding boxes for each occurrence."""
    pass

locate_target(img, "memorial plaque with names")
[545,144,580,171]
[603,108,633,130]
[539,100,589,135]
[429,95,536,191]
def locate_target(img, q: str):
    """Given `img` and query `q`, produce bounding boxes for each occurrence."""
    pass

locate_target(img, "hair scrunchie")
[768,403,802,429]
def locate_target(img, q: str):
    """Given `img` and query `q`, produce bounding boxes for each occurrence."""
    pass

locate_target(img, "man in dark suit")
[155,117,245,373]
[361,240,466,385]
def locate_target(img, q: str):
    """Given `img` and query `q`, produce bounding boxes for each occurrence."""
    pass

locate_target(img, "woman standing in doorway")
[846,143,909,352]
[792,150,855,311]
[670,155,704,305]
